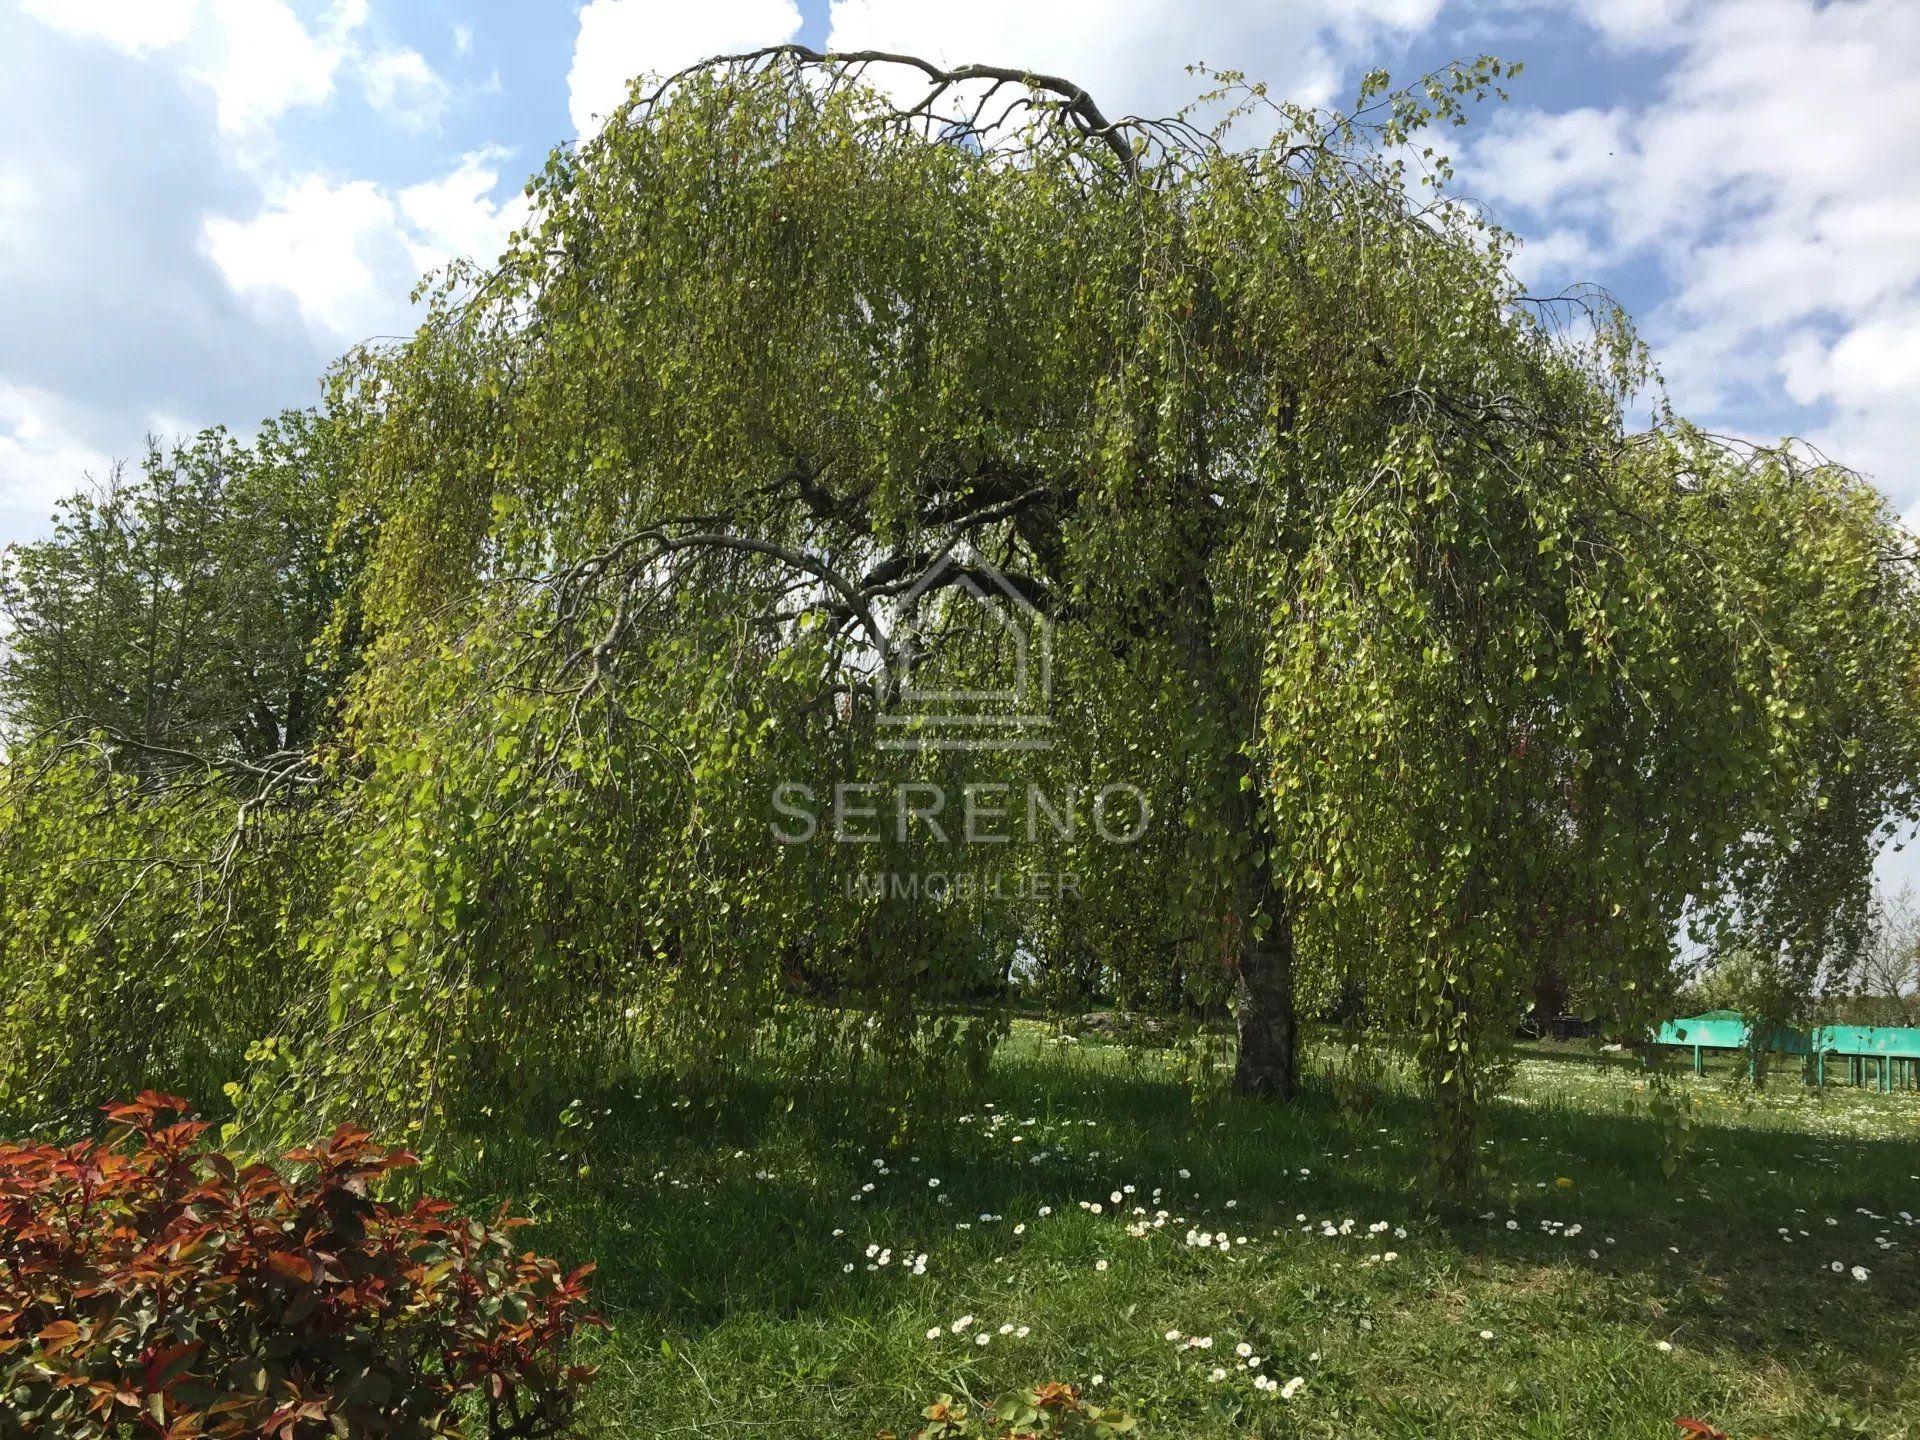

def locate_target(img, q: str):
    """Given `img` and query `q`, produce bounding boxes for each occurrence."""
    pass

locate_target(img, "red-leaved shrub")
[0,1093,599,1438]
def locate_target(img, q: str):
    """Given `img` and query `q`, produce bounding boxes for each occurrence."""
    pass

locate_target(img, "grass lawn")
[438,1026,1920,1438]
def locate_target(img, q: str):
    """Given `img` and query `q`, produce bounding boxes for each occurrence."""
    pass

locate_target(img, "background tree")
[1848,886,1920,1025]
[0,410,358,1127]
[0,410,362,760]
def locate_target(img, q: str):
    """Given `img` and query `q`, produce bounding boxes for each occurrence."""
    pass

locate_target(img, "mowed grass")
[438,1027,1920,1438]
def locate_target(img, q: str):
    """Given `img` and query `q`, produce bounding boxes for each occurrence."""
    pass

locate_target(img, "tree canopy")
[0,411,361,760]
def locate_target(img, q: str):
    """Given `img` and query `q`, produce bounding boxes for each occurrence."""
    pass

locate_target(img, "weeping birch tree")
[301,49,1920,1176]
[7,48,1912,1189]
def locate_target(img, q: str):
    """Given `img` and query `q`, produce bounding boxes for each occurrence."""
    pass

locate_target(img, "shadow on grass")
[435,1033,1920,1408]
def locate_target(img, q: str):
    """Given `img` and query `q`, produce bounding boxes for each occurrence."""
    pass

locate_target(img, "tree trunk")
[1430,1035,1478,1204]
[1233,849,1298,1098]
[1420,966,1481,1205]
[1532,955,1567,1026]
[1166,518,1299,1100]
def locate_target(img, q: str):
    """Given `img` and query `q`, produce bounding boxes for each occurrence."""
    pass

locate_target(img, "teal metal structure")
[1652,1012,1806,1078]
[1651,1012,1920,1089]
[1810,1025,1920,1092]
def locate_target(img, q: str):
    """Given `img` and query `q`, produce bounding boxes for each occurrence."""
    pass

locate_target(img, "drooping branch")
[642,44,1143,180]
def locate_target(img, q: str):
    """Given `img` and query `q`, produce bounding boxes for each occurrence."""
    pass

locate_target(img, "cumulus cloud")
[1505,227,1607,291]
[0,12,325,507]
[1468,108,1626,226]
[16,0,200,53]
[0,4,485,547]
[568,0,803,137]
[0,385,117,529]
[825,0,1443,121]
[204,176,411,340]
[1564,0,1700,47]
[1466,0,1920,503]
[204,151,531,343]
[190,0,354,133]
[1779,310,1920,511]
[396,149,532,266]
[359,46,451,131]
[18,0,444,137]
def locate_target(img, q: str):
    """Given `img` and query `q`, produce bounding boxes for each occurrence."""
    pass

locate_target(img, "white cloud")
[397,150,533,271]
[1506,227,1606,290]
[2,0,481,554]
[568,0,803,137]
[0,3,375,555]
[0,385,116,527]
[452,22,473,57]
[18,0,444,137]
[1565,0,1700,47]
[1467,108,1626,223]
[190,0,349,133]
[17,0,199,53]
[1777,310,1920,492]
[1785,315,1920,411]
[204,151,530,344]
[1467,0,1920,505]
[361,46,450,131]
[204,175,403,338]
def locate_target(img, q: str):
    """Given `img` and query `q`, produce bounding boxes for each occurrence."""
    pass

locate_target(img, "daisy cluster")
[1779,1203,1914,1281]
[926,1314,1032,1347]
[1165,1330,1305,1399]
[830,1227,932,1277]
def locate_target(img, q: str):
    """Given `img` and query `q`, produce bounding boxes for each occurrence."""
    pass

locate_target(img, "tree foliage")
[0,411,361,760]
[0,735,327,1128]
[0,413,354,1128]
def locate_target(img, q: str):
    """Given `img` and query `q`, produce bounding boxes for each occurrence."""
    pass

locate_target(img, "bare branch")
[639,44,1143,180]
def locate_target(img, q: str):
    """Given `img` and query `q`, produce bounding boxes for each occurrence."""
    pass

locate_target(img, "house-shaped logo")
[876,552,1052,753]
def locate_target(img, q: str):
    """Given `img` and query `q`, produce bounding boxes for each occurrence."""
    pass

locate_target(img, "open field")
[432,1028,1920,1438]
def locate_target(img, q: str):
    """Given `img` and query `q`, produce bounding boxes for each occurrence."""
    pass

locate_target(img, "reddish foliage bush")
[0,1093,599,1438]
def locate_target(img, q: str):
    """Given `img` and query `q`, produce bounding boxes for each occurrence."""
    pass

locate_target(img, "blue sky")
[3,0,1918,884]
